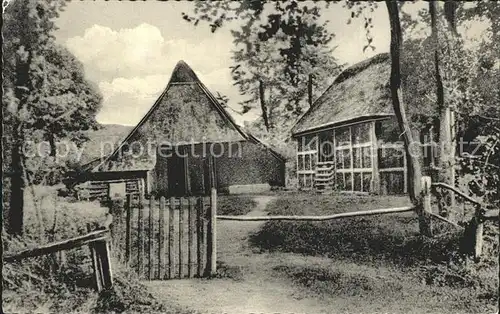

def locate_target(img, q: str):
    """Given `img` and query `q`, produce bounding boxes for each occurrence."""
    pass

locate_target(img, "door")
[167,153,187,196]
[318,130,333,162]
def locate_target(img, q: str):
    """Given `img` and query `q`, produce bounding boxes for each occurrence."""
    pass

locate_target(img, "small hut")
[74,61,285,200]
[291,53,434,194]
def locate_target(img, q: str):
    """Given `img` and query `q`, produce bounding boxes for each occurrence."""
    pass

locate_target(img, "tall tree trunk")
[8,129,25,235]
[7,40,32,235]
[430,1,455,220]
[308,73,313,107]
[385,1,431,236]
[258,79,270,131]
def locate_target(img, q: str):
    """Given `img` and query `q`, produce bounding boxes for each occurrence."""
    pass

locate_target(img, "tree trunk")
[308,73,313,107]
[385,1,431,236]
[7,37,32,236]
[8,133,25,235]
[430,1,455,221]
[258,79,270,131]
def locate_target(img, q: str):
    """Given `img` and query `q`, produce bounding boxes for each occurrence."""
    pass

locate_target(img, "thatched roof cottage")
[291,53,433,194]
[74,61,286,199]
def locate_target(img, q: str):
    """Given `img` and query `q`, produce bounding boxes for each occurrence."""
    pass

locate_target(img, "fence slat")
[158,196,165,280]
[168,197,175,279]
[95,240,113,290]
[188,197,194,278]
[206,188,217,276]
[148,197,154,280]
[179,197,184,279]
[196,197,204,277]
[137,194,144,277]
[87,224,102,292]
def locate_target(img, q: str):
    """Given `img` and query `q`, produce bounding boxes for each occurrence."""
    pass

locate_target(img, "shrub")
[217,195,258,216]
[250,192,498,298]
[3,186,192,313]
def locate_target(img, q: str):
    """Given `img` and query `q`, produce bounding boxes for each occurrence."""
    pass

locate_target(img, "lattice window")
[297,134,318,189]
[334,122,373,193]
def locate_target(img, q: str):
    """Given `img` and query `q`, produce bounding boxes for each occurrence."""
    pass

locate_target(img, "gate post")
[207,188,217,276]
[419,176,433,237]
[206,156,217,276]
[473,204,484,262]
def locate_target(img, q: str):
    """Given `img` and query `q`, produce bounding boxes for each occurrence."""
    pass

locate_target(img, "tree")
[384,1,430,235]
[399,1,499,215]
[183,0,342,137]
[3,0,102,235]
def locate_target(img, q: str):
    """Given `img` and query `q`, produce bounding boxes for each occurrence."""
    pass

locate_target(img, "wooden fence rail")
[217,206,415,222]
[4,229,109,262]
[431,179,499,261]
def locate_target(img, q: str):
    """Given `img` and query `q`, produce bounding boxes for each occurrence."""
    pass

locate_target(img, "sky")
[53,1,411,126]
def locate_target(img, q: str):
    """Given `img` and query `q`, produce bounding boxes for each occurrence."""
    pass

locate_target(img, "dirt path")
[144,195,480,314]
[146,195,334,314]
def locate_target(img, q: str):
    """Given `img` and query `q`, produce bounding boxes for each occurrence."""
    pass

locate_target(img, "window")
[376,117,407,194]
[334,122,373,193]
[297,134,318,189]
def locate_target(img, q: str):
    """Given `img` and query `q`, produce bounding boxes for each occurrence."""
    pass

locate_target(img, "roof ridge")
[290,53,390,136]
[92,61,264,171]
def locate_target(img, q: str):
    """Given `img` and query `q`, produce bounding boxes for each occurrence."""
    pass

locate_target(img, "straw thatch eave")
[291,53,394,136]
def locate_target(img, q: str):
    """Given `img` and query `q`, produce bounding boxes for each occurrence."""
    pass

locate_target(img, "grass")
[2,186,196,313]
[217,194,258,216]
[249,191,499,313]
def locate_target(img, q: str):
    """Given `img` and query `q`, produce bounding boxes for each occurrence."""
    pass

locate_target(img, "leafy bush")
[3,186,192,313]
[217,195,258,216]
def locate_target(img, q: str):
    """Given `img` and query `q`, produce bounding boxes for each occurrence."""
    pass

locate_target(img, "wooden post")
[188,197,195,278]
[125,194,132,265]
[178,197,184,278]
[158,196,165,280]
[87,224,102,292]
[206,156,217,276]
[95,239,113,290]
[207,188,217,276]
[137,194,144,277]
[473,205,484,262]
[148,197,154,280]
[419,176,433,237]
[168,197,175,279]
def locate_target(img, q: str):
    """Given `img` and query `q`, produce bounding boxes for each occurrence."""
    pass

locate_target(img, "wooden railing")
[217,175,498,263]
[217,206,414,221]
[4,227,113,292]
[431,180,499,261]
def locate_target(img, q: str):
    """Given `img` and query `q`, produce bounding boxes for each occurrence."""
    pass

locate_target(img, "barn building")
[73,61,285,199]
[291,53,434,195]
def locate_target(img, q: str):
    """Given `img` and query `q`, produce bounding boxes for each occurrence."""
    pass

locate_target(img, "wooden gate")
[111,194,215,280]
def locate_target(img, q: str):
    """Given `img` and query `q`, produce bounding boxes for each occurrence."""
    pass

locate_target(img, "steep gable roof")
[93,61,284,172]
[291,53,394,136]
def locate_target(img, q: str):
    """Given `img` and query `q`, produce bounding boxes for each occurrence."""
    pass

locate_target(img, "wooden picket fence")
[110,192,216,280]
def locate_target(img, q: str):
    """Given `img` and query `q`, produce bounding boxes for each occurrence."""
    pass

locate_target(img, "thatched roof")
[291,53,394,136]
[93,61,284,172]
